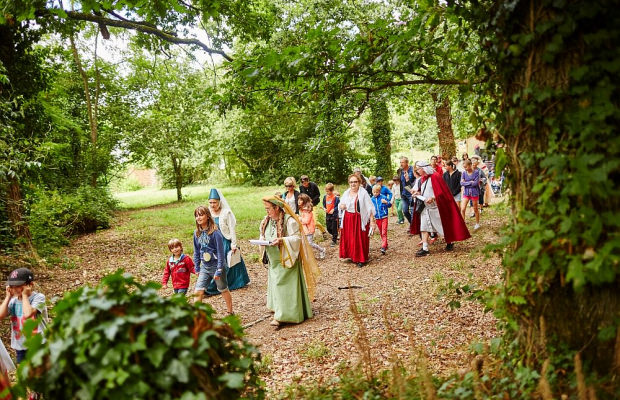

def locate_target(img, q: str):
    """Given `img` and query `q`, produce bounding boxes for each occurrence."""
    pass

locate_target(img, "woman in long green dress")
[206,188,251,295]
[260,196,321,327]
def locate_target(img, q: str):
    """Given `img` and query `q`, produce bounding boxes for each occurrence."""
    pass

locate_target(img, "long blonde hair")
[194,205,218,236]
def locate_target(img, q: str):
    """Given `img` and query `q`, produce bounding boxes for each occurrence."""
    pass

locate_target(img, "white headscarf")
[415,161,435,176]
[211,189,236,226]
[340,186,373,231]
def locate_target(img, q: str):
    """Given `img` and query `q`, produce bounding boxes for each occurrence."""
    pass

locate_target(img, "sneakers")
[356,262,364,268]
[319,248,326,259]
[330,241,338,247]
[474,224,480,230]
[397,220,405,225]
[445,243,454,251]
[381,247,386,255]
[415,249,430,257]
[470,212,475,218]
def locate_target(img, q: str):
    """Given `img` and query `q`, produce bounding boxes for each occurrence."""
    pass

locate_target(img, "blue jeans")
[173,288,188,294]
[401,195,413,223]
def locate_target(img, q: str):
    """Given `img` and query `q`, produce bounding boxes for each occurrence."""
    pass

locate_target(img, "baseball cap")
[7,268,34,286]
[376,176,383,182]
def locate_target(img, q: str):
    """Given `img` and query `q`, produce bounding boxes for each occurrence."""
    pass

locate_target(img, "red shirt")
[162,254,195,289]
[325,194,336,214]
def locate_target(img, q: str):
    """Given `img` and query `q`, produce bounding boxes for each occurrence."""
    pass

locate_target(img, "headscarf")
[210,188,236,226]
[340,186,373,231]
[415,161,435,180]
[261,195,321,301]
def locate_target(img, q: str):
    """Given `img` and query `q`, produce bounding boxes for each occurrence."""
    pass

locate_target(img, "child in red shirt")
[162,238,195,295]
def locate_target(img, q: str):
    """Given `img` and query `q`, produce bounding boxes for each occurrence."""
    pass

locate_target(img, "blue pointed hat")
[208,188,220,200]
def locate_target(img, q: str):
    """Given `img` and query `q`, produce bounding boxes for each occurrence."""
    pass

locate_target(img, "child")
[0,268,48,364]
[298,193,326,259]
[162,238,195,295]
[322,183,340,247]
[334,190,343,238]
[391,176,404,224]
[193,206,234,314]
[387,180,395,216]
[371,184,391,255]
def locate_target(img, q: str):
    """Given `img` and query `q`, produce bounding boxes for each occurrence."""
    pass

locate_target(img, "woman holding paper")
[338,174,375,268]
[206,188,251,295]
[260,196,320,327]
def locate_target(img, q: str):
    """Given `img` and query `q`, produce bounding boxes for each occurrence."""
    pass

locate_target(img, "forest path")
[43,201,504,394]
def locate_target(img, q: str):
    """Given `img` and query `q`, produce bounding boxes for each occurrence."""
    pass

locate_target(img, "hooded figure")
[410,161,471,256]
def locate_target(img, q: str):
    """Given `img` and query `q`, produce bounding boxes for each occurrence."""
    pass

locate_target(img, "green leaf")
[219,372,245,389]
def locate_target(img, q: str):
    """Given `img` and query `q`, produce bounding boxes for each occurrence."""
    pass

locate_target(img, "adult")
[299,175,327,234]
[193,206,233,313]
[452,156,464,172]
[339,174,375,267]
[299,175,320,206]
[399,157,415,223]
[411,161,471,256]
[206,188,251,295]
[443,161,462,202]
[260,196,320,327]
[281,176,300,214]
[460,159,481,230]
[353,168,373,196]
[430,155,443,175]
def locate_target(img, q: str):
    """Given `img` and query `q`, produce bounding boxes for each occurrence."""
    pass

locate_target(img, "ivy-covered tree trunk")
[431,93,457,159]
[482,0,620,374]
[171,155,183,201]
[369,97,392,179]
[6,176,38,259]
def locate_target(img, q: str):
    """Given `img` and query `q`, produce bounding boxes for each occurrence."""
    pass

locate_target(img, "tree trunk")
[431,93,457,159]
[486,0,620,375]
[369,97,393,179]
[69,35,98,187]
[6,176,38,260]
[171,155,183,201]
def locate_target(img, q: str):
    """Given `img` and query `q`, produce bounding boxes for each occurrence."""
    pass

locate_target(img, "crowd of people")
[0,153,496,379]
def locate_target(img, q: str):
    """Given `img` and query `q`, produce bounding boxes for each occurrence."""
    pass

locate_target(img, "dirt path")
[39,205,503,394]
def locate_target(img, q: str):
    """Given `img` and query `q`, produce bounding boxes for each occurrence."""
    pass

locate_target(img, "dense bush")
[27,185,117,255]
[15,271,264,400]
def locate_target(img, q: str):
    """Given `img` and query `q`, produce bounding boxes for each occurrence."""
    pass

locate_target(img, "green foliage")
[27,186,117,255]
[458,0,620,377]
[369,96,393,178]
[15,270,264,400]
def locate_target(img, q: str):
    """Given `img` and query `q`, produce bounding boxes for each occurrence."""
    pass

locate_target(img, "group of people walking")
[161,152,492,328]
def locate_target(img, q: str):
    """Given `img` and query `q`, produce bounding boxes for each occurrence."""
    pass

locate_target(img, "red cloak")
[410,172,471,243]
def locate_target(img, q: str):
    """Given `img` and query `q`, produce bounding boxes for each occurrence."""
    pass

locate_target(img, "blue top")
[193,229,225,276]
[371,194,392,219]
[461,169,480,198]
[400,166,414,200]
[379,184,393,202]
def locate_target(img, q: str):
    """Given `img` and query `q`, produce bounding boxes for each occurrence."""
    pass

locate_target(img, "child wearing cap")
[0,268,48,364]
[162,238,195,295]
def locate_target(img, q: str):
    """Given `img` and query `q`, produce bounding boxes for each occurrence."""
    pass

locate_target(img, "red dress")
[339,200,370,263]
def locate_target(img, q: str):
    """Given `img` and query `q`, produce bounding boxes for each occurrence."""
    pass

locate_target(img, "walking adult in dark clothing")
[299,175,321,206]
[399,157,415,223]
[443,161,462,202]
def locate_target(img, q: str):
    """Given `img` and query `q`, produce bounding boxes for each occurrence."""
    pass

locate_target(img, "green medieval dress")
[263,215,313,323]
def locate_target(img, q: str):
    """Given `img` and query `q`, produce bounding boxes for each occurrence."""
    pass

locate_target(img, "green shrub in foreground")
[15,271,264,400]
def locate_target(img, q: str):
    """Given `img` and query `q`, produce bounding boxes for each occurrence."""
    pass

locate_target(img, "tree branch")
[63,10,233,61]
[344,78,475,92]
